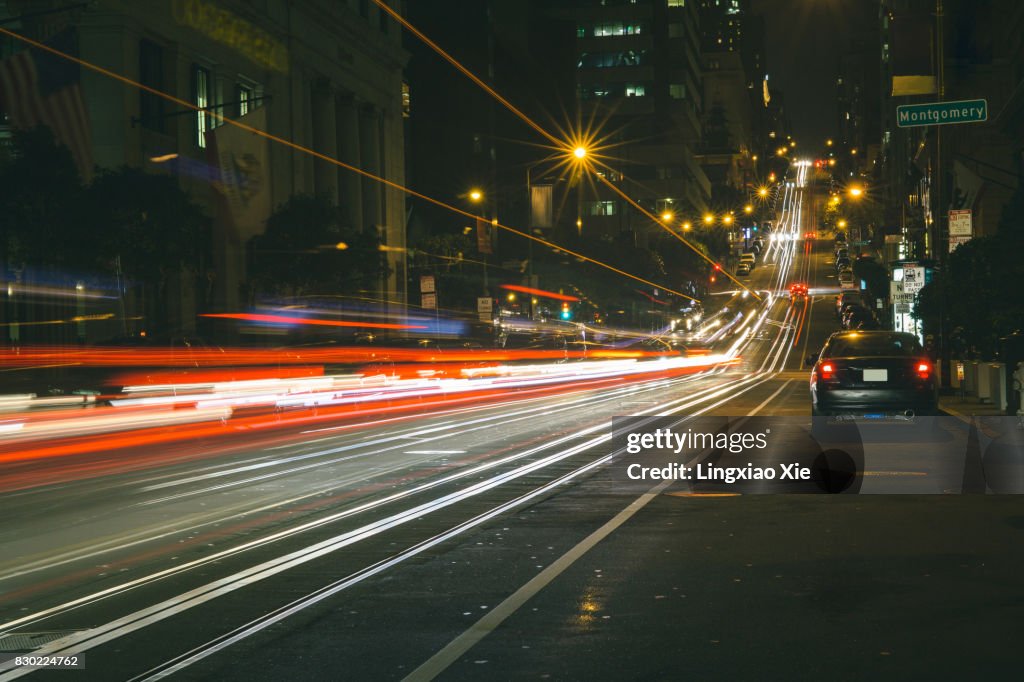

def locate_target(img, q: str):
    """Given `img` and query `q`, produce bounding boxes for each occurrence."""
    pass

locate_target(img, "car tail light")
[916,360,931,379]
[819,362,835,380]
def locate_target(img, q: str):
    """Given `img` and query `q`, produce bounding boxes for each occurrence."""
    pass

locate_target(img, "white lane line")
[404,451,465,455]
[401,377,800,680]
[749,380,793,417]
[403,478,675,682]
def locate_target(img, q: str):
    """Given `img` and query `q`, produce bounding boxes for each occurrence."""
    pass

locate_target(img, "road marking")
[748,380,792,416]
[404,450,466,455]
[403,479,674,682]
[666,492,740,498]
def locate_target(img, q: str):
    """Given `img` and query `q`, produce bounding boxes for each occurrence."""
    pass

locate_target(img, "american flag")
[0,27,93,180]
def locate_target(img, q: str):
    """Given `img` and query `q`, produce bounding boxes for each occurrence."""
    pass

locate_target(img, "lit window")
[584,200,616,216]
[238,84,253,117]
[669,83,686,99]
[667,0,685,7]
[194,65,210,148]
[625,84,646,97]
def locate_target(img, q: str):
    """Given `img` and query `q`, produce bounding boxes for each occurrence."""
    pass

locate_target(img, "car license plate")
[863,369,888,382]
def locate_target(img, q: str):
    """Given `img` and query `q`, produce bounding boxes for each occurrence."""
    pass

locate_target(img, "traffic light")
[560,303,572,320]
[713,263,722,271]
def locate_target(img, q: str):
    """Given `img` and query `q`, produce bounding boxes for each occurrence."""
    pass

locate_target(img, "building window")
[577,50,649,69]
[667,0,685,7]
[669,83,686,99]
[139,39,164,133]
[238,84,253,117]
[193,65,211,148]
[584,200,616,216]
[591,22,644,37]
[625,84,646,97]
[401,82,411,118]
[579,84,612,99]
[577,26,586,38]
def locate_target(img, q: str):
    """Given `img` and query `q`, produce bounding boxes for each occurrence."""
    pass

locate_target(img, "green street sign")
[896,99,987,128]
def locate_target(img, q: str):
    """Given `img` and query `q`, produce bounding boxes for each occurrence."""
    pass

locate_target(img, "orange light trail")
[200,312,426,330]
[499,285,579,302]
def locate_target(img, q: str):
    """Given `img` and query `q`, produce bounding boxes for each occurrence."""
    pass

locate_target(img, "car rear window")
[824,334,922,357]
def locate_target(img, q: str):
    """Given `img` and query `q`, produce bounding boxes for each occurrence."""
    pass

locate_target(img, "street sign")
[949,235,972,252]
[948,209,972,236]
[476,297,492,314]
[419,275,435,294]
[896,99,987,128]
[421,293,437,309]
[902,266,925,293]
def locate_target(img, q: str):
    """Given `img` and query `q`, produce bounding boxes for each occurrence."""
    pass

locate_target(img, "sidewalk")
[939,393,1009,418]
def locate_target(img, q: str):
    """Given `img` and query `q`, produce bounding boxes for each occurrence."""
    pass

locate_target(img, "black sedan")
[808,331,938,417]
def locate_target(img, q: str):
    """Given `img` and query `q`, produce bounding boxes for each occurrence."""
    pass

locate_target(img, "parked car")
[841,305,877,330]
[808,331,938,417]
[835,291,862,317]
[736,262,752,276]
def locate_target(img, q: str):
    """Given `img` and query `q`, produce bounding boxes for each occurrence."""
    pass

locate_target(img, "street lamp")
[468,188,484,203]
[703,213,715,225]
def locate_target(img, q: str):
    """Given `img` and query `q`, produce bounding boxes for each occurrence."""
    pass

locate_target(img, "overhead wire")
[373,0,762,301]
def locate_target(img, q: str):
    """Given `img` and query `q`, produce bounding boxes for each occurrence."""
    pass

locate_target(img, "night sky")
[752,0,877,146]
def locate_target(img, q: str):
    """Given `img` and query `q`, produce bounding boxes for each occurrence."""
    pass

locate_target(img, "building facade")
[2,0,409,335]
[571,0,710,244]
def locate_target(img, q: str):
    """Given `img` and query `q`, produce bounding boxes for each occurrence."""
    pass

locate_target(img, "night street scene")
[2,0,1024,679]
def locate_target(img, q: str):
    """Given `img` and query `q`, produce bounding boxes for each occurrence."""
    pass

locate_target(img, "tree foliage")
[917,230,1024,358]
[249,194,385,298]
[0,126,83,269]
[81,167,210,280]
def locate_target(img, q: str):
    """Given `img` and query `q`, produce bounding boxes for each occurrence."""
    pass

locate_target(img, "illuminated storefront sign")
[173,0,289,73]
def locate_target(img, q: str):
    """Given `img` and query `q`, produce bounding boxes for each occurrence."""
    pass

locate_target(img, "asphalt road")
[2,176,1021,681]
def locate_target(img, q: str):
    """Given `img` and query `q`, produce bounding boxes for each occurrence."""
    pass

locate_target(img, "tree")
[249,195,385,298]
[78,167,211,336]
[0,127,84,270]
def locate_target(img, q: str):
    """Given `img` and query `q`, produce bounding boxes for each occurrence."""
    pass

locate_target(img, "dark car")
[835,291,861,317]
[807,331,938,417]
[834,256,851,271]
